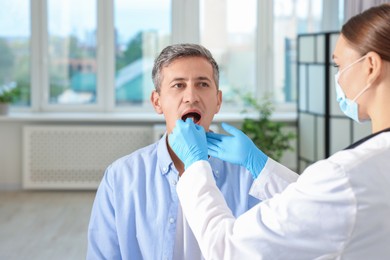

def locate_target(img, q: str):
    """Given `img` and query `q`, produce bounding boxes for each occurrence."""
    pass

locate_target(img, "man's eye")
[173,83,184,89]
[198,82,209,88]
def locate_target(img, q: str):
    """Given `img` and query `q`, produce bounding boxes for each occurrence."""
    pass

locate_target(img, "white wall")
[0,121,24,190]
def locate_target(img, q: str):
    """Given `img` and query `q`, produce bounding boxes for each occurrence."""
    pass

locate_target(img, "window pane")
[114,0,171,106]
[200,0,257,106]
[274,0,323,103]
[48,0,97,104]
[0,0,31,106]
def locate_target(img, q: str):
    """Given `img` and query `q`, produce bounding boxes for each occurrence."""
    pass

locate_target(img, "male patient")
[87,43,259,259]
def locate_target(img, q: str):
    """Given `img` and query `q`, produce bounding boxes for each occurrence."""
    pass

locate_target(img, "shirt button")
[171,180,177,185]
[163,167,167,172]
[169,217,175,224]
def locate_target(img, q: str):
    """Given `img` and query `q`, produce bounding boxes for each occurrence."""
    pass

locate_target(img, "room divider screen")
[297,32,371,173]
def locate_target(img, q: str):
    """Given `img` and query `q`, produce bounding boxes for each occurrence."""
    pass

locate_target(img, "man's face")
[151,56,222,133]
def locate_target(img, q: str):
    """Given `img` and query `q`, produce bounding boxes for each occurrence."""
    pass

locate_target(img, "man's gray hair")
[152,43,219,92]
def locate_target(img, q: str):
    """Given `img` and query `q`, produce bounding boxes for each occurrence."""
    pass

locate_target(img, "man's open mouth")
[181,112,201,124]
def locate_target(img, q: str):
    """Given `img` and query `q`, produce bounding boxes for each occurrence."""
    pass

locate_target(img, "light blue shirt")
[87,134,259,260]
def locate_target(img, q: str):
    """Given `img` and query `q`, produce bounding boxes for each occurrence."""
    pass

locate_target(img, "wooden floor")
[0,191,96,260]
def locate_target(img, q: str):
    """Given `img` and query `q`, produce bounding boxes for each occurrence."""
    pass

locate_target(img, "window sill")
[0,111,297,123]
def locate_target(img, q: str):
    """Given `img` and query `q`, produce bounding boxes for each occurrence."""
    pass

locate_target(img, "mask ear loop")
[337,55,369,102]
[352,84,371,102]
[352,55,372,102]
[339,55,367,75]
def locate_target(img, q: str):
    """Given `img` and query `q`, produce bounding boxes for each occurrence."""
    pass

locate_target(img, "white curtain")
[344,0,390,20]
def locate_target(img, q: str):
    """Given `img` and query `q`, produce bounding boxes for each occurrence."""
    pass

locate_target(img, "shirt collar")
[157,133,174,175]
[156,132,220,178]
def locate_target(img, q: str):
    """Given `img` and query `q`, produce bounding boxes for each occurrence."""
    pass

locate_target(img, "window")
[273,0,324,103]
[200,0,257,106]
[0,0,30,107]
[1,0,343,113]
[114,0,171,107]
[47,0,97,105]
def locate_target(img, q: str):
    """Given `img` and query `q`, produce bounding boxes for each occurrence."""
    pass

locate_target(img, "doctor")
[168,3,390,260]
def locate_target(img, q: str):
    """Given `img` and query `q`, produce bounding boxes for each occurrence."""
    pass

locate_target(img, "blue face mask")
[334,55,371,123]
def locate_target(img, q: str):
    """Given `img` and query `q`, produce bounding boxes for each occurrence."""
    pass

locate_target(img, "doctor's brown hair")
[341,3,390,61]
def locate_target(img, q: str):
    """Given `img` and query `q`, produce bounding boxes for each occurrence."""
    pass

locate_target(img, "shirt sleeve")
[176,160,356,260]
[87,167,121,260]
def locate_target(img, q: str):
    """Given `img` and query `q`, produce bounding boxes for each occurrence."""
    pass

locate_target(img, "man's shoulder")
[109,141,159,170]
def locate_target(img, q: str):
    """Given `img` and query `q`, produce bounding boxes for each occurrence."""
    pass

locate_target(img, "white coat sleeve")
[177,160,356,260]
[249,158,299,201]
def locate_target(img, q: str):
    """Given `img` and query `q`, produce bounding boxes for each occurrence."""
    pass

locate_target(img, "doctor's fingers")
[173,119,187,132]
[194,123,206,133]
[207,139,228,157]
[207,146,222,158]
[207,138,222,149]
[221,122,243,137]
[206,131,225,141]
[207,135,226,147]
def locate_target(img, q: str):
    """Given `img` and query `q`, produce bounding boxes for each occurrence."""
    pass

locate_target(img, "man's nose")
[183,86,200,103]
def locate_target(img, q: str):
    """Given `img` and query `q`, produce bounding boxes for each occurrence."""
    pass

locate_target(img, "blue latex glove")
[168,118,208,170]
[207,122,268,179]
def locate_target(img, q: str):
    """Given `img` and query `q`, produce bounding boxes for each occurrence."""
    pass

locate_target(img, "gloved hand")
[207,123,268,179]
[168,118,208,170]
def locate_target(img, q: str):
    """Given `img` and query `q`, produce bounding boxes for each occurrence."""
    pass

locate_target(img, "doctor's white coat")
[177,131,390,260]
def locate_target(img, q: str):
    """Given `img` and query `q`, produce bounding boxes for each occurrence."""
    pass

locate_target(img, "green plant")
[240,92,295,162]
[0,82,19,103]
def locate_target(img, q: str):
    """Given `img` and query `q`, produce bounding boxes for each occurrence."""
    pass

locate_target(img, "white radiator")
[23,125,153,189]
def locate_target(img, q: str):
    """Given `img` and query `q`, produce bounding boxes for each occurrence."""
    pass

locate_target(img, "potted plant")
[240,92,295,162]
[0,82,19,115]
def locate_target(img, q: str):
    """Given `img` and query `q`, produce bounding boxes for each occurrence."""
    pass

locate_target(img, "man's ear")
[215,90,222,113]
[366,51,382,85]
[151,90,163,114]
